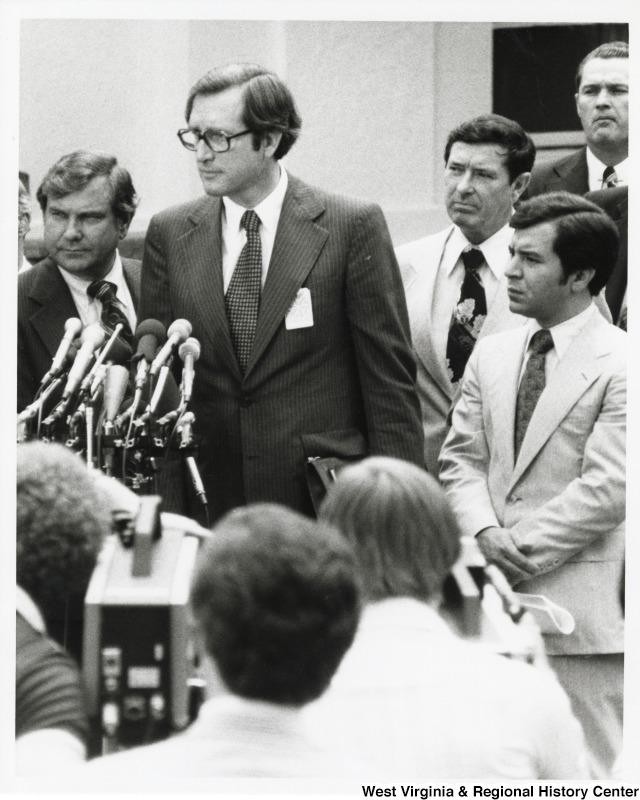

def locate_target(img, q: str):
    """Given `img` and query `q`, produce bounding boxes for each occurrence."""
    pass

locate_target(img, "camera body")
[83,498,203,751]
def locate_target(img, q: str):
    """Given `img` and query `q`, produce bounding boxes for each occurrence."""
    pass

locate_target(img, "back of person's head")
[185,62,301,159]
[189,503,360,706]
[320,457,461,603]
[17,442,112,629]
[36,149,138,225]
[444,113,536,181]
[575,40,629,89]
[510,191,619,295]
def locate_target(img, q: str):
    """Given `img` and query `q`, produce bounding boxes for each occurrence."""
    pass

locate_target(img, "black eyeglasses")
[177,128,252,153]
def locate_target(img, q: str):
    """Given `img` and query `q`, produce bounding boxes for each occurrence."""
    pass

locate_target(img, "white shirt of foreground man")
[304,597,588,779]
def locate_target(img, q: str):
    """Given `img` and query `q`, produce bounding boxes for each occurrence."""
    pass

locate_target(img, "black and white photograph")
[2,0,637,794]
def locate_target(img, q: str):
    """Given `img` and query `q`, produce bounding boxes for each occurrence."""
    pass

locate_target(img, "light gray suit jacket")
[396,227,524,474]
[439,312,626,655]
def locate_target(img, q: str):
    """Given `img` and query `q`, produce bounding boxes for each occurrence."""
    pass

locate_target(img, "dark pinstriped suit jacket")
[140,173,425,520]
[525,148,589,198]
[17,256,141,413]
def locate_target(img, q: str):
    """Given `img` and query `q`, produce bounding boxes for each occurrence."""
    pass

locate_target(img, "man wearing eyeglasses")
[140,62,424,523]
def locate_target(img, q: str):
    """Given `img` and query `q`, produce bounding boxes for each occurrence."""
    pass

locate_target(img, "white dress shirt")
[221,167,288,293]
[519,302,597,384]
[431,223,513,366]
[304,597,589,779]
[79,692,362,783]
[57,250,136,330]
[586,148,629,191]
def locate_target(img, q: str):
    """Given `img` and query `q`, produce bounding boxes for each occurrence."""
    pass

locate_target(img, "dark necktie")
[446,247,488,384]
[602,166,619,189]
[225,210,262,374]
[514,329,554,458]
[87,279,134,355]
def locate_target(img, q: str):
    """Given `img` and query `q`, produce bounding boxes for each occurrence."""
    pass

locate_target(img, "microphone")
[102,365,131,428]
[40,317,83,385]
[79,323,127,396]
[62,324,106,400]
[178,337,201,403]
[18,377,64,423]
[484,565,525,623]
[42,325,105,428]
[133,319,167,391]
[149,319,191,377]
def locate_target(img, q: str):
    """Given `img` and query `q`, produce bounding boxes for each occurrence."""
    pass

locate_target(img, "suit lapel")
[28,260,80,358]
[405,227,455,393]
[122,258,141,308]
[554,148,589,194]
[510,318,609,487]
[487,328,526,474]
[177,199,240,379]
[245,177,328,376]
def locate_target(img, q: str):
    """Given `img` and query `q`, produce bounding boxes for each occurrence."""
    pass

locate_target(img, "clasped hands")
[476,526,539,586]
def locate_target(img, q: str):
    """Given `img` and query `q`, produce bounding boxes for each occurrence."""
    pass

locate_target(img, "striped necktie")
[87,280,134,355]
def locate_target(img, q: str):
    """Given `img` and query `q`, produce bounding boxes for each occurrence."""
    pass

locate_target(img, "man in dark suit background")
[585,185,627,329]
[527,41,628,197]
[18,150,140,413]
[140,62,424,522]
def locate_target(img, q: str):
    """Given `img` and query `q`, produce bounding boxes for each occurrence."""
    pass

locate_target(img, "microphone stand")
[85,404,96,469]
[177,412,209,527]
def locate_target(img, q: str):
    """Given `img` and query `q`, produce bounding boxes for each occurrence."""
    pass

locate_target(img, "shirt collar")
[586,147,629,187]
[222,166,288,234]
[57,249,125,295]
[16,586,46,632]
[443,222,513,279]
[360,597,454,637]
[525,301,597,361]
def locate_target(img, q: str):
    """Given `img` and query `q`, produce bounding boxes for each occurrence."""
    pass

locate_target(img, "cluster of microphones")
[18,317,206,504]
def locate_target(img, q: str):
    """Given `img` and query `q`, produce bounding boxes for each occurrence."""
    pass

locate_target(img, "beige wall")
[20,19,493,247]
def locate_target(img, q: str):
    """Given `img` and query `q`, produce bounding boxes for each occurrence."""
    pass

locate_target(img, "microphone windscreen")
[135,318,166,344]
[81,323,106,349]
[103,364,131,423]
[64,317,83,337]
[167,319,192,341]
[178,337,201,362]
[136,334,160,363]
[106,336,133,367]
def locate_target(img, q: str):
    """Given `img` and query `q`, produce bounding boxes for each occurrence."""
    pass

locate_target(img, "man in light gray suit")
[439,193,625,777]
[396,115,534,473]
[140,63,424,522]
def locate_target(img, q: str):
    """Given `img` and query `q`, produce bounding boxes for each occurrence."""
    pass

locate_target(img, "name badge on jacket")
[285,288,314,330]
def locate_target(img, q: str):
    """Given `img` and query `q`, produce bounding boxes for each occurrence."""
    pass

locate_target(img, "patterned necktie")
[446,247,488,384]
[87,280,134,355]
[225,210,262,374]
[514,329,554,458]
[602,166,619,189]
